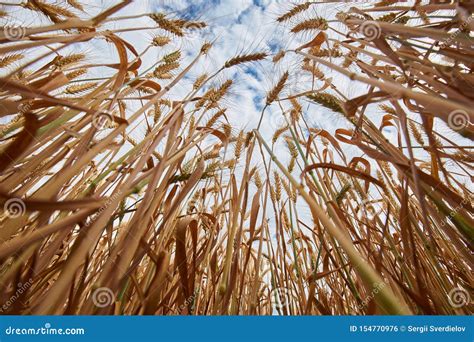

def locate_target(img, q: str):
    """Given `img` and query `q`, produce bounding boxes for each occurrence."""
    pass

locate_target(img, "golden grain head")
[0,54,24,68]
[224,53,267,68]
[152,35,171,47]
[291,18,328,33]
[266,71,289,105]
[276,2,312,23]
[307,92,344,114]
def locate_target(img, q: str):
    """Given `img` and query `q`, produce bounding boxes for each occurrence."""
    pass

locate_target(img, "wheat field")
[0,0,472,315]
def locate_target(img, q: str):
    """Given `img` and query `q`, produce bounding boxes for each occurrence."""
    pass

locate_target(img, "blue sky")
[1,0,356,147]
[2,0,469,191]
